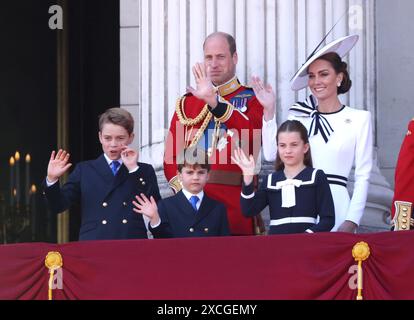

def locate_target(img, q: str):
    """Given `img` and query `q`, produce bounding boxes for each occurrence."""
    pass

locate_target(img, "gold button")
[204,228,209,233]
[122,219,128,224]
[403,213,408,217]
[403,207,408,212]
[102,220,107,225]
[103,202,108,207]
[402,225,407,230]
[402,219,408,223]
[189,228,194,233]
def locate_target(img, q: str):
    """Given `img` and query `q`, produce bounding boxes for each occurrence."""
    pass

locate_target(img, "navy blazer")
[43,154,161,240]
[149,191,230,238]
[241,167,335,234]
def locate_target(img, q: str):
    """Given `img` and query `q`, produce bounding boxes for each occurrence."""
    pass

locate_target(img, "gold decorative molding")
[392,201,413,231]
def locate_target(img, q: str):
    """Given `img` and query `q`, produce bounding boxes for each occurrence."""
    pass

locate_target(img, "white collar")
[181,188,204,203]
[103,153,123,166]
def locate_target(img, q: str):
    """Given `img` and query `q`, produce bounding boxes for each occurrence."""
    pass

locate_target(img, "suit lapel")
[112,164,129,190]
[194,194,215,224]
[91,154,114,183]
[91,155,130,198]
[89,155,114,198]
[176,191,198,220]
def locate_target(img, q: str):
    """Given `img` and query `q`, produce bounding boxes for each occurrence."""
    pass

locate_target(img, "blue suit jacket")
[149,191,230,238]
[43,154,161,240]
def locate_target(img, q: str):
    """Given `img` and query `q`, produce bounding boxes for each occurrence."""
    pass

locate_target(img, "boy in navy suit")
[43,108,161,241]
[133,148,230,238]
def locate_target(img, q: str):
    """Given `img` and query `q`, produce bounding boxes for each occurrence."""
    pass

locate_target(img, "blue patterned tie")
[189,195,199,212]
[111,161,121,176]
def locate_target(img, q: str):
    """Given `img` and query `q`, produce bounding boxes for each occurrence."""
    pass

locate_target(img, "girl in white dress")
[261,36,373,232]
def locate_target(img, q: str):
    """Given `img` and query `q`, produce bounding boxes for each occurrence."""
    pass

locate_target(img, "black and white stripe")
[326,174,348,188]
[290,95,334,143]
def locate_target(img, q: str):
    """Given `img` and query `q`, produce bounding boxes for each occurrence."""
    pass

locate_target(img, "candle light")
[25,154,31,207]
[15,151,20,205]
[30,184,37,241]
[9,156,15,207]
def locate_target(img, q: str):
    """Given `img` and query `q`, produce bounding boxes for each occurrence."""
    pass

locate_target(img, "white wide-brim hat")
[290,34,359,91]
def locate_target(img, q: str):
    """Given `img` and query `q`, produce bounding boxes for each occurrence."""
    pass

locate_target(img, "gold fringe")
[175,96,215,149]
[176,96,209,126]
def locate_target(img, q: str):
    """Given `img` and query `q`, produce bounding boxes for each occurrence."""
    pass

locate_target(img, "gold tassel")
[45,251,63,301]
[352,242,370,300]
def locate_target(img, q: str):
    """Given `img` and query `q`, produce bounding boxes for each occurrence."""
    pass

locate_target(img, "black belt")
[326,174,348,188]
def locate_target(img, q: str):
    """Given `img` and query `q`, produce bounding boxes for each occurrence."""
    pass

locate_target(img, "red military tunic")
[164,77,264,235]
[391,118,414,229]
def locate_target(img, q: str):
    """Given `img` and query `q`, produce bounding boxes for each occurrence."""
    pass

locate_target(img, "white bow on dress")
[275,179,303,208]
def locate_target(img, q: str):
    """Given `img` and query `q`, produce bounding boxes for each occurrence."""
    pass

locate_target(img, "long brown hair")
[275,120,313,171]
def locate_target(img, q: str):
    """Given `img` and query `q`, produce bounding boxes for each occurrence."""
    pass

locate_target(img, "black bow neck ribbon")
[290,95,335,144]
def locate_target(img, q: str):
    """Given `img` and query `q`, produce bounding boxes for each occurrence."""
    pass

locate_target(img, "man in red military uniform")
[164,32,275,235]
[391,118,414,231]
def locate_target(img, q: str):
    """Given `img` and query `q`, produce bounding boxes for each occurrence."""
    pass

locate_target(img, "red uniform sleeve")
[391,119,414,218]
[163,112,183,193]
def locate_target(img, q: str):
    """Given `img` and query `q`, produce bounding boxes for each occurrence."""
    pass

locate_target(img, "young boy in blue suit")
[133,148,230,238]
[43,108,161,241]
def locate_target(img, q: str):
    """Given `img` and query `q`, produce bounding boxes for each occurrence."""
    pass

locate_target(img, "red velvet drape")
[1,231,413,300]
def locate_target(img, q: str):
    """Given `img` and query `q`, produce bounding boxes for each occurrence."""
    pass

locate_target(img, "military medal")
[217,136,229,152]
[231,96,249,113]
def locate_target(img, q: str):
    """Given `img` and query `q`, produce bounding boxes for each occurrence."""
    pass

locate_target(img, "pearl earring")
[337,82,341,87]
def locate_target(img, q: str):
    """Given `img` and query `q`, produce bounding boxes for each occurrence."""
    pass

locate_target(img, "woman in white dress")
[260,35,373,233]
